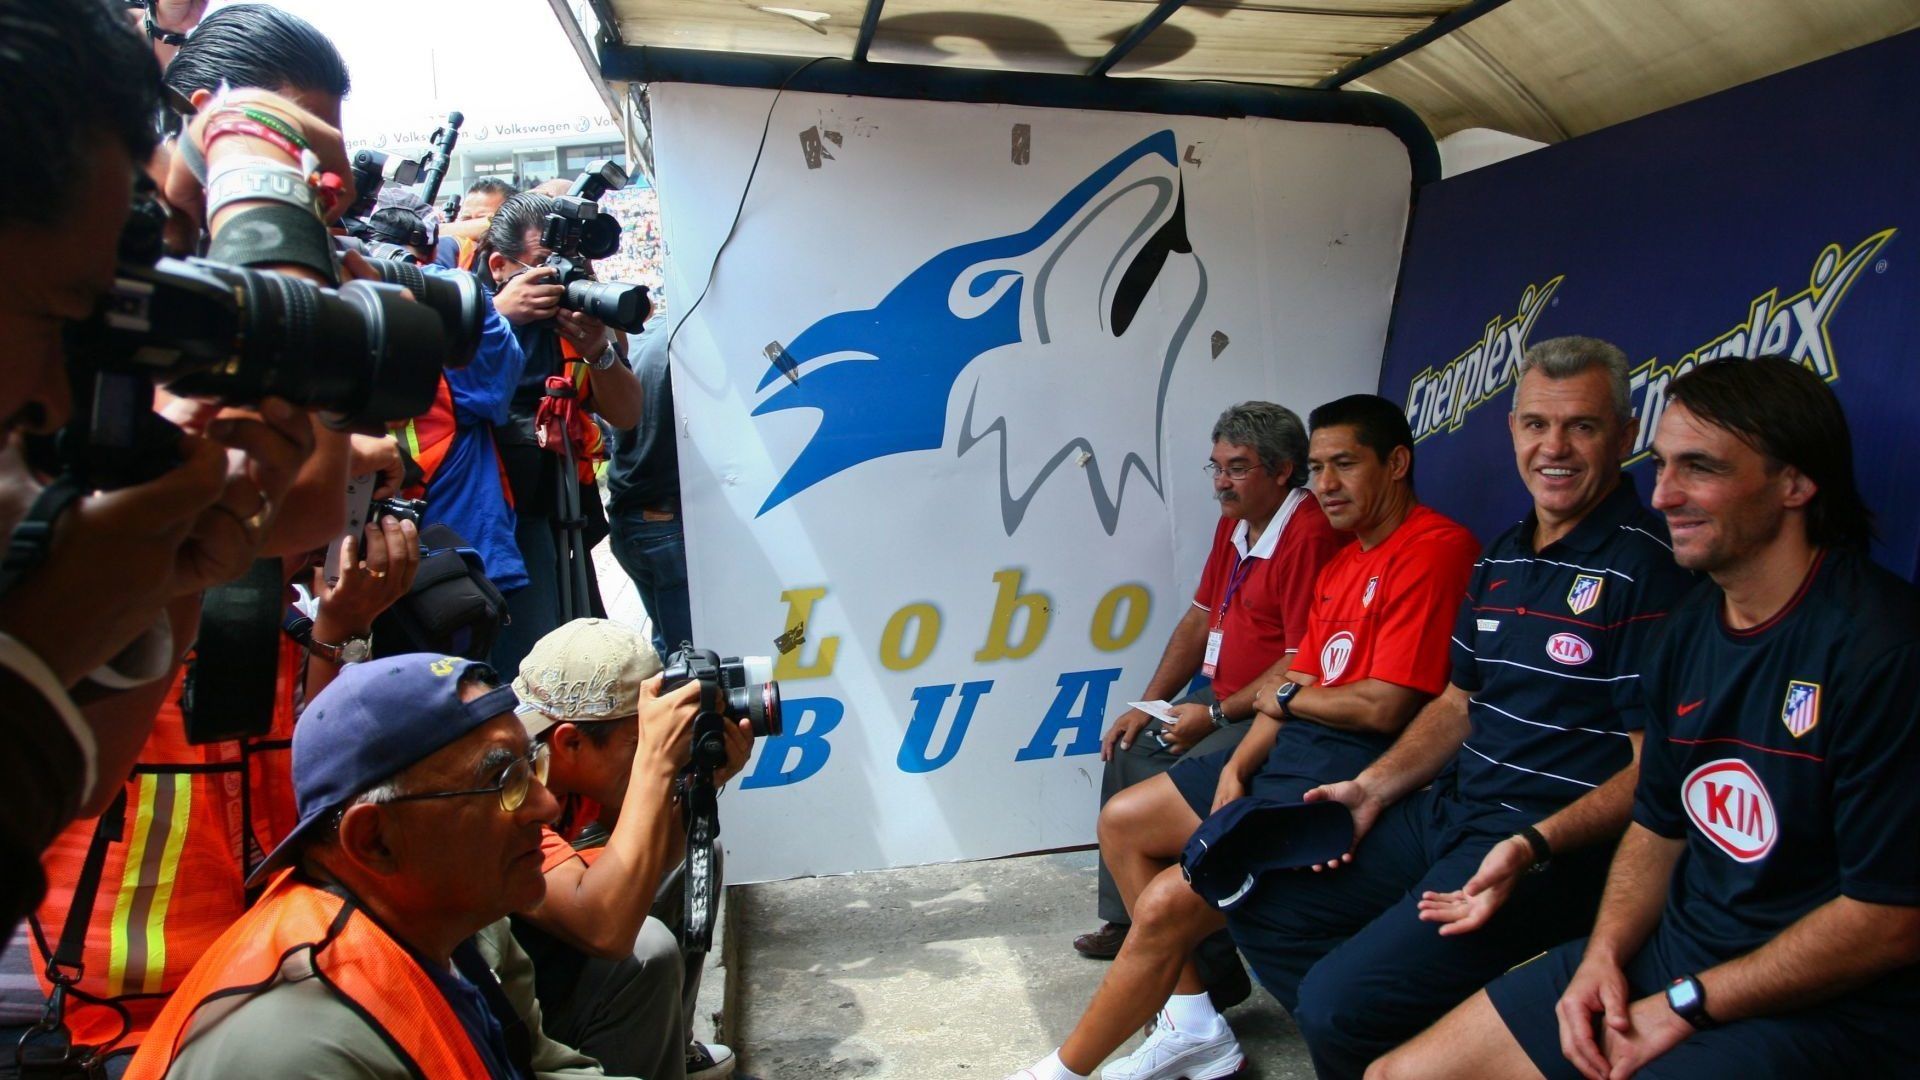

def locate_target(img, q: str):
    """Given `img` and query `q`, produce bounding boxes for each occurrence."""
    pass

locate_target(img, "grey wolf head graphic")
[752,129,1207,534]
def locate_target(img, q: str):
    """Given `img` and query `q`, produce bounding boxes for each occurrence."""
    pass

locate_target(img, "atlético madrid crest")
[1782,680,1821,739]
[1567,574,1604,616]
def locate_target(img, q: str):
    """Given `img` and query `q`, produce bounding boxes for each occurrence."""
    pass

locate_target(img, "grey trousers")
[534,852,718,1080]
[1096,690,1250,986]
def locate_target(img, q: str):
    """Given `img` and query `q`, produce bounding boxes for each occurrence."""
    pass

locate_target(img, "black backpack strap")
[21,786,131,1067]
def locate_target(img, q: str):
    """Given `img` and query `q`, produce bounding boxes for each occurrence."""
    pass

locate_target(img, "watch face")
[1667,979,1701,1013]
[340,638,373,663]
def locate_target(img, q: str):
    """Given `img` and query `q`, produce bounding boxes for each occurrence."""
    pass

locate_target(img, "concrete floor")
[733,850,1316,1079]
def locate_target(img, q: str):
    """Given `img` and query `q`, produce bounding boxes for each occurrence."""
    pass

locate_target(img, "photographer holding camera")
[512,619,755,1080]
[0,0,326,941]
[476,192,648,674]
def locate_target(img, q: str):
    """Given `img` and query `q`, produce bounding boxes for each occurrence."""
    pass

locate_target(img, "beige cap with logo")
[513,618,663,738]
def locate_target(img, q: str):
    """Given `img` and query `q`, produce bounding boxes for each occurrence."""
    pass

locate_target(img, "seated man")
[1013,395,1480,1080]
[513,619,753,1080]
[1375,357,1920,1079]
[1079,402,1344,983]
[1208,338,1695,1078]
[124,655,625,1079]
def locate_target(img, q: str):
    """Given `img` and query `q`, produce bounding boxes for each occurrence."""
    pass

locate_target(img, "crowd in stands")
[3,3,1916,1080]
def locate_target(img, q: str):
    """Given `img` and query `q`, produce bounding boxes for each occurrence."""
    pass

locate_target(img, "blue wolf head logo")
[753,129,1206,533]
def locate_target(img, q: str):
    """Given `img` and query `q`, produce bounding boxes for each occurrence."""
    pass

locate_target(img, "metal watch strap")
[1208,701,1227,728]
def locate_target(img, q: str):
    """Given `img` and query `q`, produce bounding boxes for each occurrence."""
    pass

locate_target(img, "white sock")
[1024,1050,1087,1080]
[1163,991,1222,1034]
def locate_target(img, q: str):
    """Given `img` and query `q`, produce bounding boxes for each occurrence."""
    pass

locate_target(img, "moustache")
[1214,490,1238,504]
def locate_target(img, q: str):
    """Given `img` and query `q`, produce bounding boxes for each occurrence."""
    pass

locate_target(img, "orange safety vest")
[33,636,303,1053]
[393,377,516,507]
[123,871,493,1079]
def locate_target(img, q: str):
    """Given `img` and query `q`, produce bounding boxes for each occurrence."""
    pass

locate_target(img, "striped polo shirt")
[1447,475,1698,817]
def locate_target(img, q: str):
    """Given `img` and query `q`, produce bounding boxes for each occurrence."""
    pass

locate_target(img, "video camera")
[538,159,651,333]
[658,644,781,953]
[56,183,483,488]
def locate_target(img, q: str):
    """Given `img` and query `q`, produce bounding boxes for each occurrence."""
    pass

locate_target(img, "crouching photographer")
[511,620,771,1080]
[0,0,326,942]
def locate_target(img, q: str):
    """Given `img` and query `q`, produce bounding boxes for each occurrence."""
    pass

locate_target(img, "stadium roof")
[561,0,1920,146]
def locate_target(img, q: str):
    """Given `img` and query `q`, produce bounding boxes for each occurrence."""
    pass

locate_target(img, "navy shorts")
[1166,748,1320,819]
[1487,932,1916,1079]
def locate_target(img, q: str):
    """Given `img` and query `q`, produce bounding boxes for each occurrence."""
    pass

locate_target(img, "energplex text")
[737,570,1154,789]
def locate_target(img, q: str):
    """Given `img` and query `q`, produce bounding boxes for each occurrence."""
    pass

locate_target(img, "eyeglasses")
[1203,462,1267,480]
[381,742,551,814]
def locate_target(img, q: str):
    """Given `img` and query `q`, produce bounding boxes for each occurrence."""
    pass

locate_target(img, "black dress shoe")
[1073,921,1129,959]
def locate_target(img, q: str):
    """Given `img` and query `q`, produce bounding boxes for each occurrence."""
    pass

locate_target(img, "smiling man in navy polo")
[1218,337,1695,1079]
[1377,356,1920,1079]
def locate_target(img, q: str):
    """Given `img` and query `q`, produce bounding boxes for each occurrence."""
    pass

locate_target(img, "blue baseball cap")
[1181,797,1355,910]
[245,653,520,889]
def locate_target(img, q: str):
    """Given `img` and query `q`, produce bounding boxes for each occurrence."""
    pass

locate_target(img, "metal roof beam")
[1090,0,1191,77]
[1316,0,1517,89]
[853,0,887,63]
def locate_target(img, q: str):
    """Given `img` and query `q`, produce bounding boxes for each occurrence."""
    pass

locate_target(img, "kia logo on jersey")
[1320,631,1356,683]
[1683,758,1777,863]
[1545,632,1593,666]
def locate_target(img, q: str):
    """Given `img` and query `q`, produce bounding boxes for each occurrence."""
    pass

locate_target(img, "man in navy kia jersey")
[1201,338,1694,1080]
[1376,356,1920,1080]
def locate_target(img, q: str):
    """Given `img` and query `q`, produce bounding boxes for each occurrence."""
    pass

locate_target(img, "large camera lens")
[91,256,451,431]
[563,278,651,334]
[576,213,623,260]
[726,656,782,738]
[358,259,484,368]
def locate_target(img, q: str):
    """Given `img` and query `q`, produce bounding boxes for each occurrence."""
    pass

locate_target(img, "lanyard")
[1214,488,1308,627]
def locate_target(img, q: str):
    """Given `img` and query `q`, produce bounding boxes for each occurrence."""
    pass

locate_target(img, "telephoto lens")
[76,256,455,431]
[564,277,651,334]
[356,259,485,368]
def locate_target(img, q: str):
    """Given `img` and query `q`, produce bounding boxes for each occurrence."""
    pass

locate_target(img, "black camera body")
[371,496,426,526]
[534,160,652,333]
[659,646,783,771]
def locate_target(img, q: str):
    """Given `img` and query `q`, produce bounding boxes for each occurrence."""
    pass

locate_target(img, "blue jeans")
[609,510,692,660]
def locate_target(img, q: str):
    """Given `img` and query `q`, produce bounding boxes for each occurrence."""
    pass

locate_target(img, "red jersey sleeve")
[1271,505,1345,652]
[1363,524,1481,694]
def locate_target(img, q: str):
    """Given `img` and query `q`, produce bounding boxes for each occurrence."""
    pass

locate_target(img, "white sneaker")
[1100,1012,1244,1080]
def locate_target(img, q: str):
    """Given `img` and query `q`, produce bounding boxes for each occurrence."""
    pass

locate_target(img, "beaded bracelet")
[234,107,311,152]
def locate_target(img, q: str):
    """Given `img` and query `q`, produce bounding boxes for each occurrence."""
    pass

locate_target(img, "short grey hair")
[1211,401,1309,489]
[1513,336,1632,422]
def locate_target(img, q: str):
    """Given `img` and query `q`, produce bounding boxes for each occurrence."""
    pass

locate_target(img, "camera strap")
[0,475,90,600]
[682,777,721,954]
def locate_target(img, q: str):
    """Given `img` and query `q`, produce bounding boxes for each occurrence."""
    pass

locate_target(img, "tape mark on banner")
[798,126,834,169]
[765,340,801,385]
[1211,330,1228,358]
[1012,123,1032,166]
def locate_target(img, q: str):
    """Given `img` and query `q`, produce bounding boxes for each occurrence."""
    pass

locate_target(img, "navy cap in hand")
[1181,797,1355,910]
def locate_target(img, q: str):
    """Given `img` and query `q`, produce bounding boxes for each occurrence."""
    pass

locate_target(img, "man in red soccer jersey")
[1012,395,1479,1080]
[1075,402,1344,989]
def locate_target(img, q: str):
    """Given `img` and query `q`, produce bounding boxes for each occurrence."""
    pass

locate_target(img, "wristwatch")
[586,335,624,370]
[310,632,373,665]
[1515,824,1553,874]
[1273,680,1301,720]
[1665,975,1715,1029]
[1207,701,1228,728]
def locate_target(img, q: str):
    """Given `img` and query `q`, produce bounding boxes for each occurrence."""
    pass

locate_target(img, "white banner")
[648,83,1412,881]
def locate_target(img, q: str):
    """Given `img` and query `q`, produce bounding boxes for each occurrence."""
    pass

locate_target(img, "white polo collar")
[1231,489,1307,561]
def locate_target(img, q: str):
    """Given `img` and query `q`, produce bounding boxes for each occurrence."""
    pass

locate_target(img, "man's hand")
[493,266,563,326]
[1211,765,1248,814]
[349,434,406,500]
[1556,951,1634,1080]
[715,717,754,786]
[0,437,225,685]
[555,309,611,363]
[635,676,699,779]
[310,517,420,635]
[168,398,318,596]
[163,88,354,233]
[1416,834,1532,936]
[1161,701,1214,754]
[1101,707,1153,761]
[1300,778,1384,871]
[1595,993,1693,1080]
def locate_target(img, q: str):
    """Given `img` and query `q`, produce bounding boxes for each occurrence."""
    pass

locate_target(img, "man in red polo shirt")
[1015,394,1478,1080]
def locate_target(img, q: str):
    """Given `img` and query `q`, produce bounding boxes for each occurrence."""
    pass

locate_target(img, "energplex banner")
[648,83,1413,880]
[1378,29,1920,577]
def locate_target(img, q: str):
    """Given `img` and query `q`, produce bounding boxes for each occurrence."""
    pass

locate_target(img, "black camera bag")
[372,523,508,660]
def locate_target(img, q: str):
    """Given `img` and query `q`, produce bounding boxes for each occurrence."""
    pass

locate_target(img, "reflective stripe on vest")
[123,872,493,1080]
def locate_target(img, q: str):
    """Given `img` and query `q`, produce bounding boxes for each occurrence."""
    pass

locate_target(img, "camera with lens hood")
[537,159,652,333]
[55,184,483,488]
